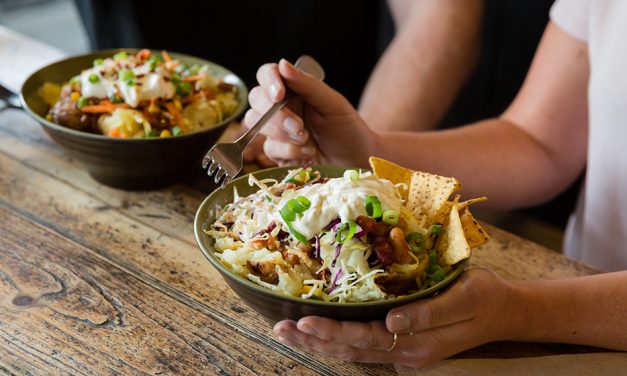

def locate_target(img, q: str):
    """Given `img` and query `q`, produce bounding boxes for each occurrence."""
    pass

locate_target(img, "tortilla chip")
[459,208,490,248]
[440,206,471,265]
[369,157,413,200]
[406,171,461,227]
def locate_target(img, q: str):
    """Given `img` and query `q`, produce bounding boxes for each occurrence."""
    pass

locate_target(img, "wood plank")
[0,205,326,375]
[0,110,394,375]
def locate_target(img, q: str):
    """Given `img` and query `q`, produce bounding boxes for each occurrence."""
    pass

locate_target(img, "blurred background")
[0,0,570,252]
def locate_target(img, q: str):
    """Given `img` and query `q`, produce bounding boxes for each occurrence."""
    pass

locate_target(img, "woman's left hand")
[273,268,519,368]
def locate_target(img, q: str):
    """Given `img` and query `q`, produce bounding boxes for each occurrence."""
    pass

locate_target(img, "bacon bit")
[136,49,151,60]
[182,74,206,82]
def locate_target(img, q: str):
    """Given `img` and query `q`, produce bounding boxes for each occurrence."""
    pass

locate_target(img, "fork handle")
[235,90,294,147]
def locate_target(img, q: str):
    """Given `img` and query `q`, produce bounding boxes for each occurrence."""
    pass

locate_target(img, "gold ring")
[386,332,398,352]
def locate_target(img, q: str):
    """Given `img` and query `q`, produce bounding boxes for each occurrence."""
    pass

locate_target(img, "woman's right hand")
[243,59,379,167]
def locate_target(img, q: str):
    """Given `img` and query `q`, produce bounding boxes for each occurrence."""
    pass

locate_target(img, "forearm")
[359,0,482,132]
[372,117,576,210]
[508,271,627,350]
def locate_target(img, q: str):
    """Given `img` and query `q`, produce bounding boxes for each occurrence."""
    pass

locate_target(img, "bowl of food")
[19,49,247,189]
[194,157,489,322]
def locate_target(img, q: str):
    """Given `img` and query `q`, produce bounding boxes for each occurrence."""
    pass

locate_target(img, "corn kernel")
[173,99,182,110]
[70,91,80,101]
[160,129,172,137]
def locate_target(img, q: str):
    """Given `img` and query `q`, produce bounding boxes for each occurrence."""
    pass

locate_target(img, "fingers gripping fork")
[201,55,325,188]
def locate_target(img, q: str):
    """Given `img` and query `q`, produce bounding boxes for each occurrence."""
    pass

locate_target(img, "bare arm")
[376,22,589,208]
[247,23,588,209]
[359,0,483,131]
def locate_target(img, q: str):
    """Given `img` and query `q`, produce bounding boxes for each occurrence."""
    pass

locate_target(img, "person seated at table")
[243,0,627,368]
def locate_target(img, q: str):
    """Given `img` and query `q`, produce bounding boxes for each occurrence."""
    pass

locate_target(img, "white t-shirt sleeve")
[550,0,591,42]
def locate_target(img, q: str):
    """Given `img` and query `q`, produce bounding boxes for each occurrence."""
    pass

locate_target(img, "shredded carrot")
[164,102,183,127]
[182,74,206,82]
[161,50,172,62]
[81,103,129,113]
[108,127,121,137]
[136,49,151,60]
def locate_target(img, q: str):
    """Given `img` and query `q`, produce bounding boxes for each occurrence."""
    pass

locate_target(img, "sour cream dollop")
[276,173,402,240]
[79,58,175,107]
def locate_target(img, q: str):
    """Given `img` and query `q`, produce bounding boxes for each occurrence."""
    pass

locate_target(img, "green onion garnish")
[343,169,359,181]
[88,73,100,83]
[336,220,357,244]
[296,196,311,210]
[382,209,399,226]
[430,224,443,235]
[109,93,123,103]
[119,69,135,81]
[288,224,308,243]
[171,126,182,136]
[365,196,382,219]
[145,129,158,138]
[405,232,423,252]
[77,97,88,109]
[280,204,296,222]
[93,58,104,66]
[428,250,438,267]
[176,81,192,97]
[429,268,446,283]
[113,51,128,60]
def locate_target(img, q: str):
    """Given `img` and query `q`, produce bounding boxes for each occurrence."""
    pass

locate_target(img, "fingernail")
[269,84,280,100]
[389,311,411,332]
[301,146,316,156]
[298,323,317,336]
[283,117,301,135]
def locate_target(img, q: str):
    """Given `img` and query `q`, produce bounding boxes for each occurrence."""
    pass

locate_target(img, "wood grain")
[0,109,604,374]
[0,110,395,375]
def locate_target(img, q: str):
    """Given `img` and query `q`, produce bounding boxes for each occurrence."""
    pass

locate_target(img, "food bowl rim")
[194,165,469,308]
[19,48,248,143]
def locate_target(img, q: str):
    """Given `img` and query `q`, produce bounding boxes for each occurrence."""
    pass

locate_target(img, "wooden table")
[0,108,612,375]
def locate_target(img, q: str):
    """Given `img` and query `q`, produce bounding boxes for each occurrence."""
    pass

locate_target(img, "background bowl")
[194,165,469,323]
[19,49,248,190]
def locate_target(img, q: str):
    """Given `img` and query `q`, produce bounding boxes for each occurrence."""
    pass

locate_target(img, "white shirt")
[551,0,627,271]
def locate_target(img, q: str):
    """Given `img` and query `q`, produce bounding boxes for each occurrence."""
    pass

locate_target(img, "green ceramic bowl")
[194,166,469,323]
[19,49,248,190]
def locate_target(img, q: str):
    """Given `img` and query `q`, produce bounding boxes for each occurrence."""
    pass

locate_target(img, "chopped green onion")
[280,204,296,222]
[429,268,446,283]
[288,224,308,243]
[405,232,423,252]
[113,51,128,60]
[287,199,305,214]
[119,69,135,81]
[76,97,88,109]
[171,126,182,136]
[176,81,192,97]
[428,264,442,275]
[343,169,359,181]
[126,79,135,86]
[296,196,311,210]
[93,58,104,66]
[288,169,310,184]
[430,224,443,235]
[145,129,158,138]
[428,250,438,267]
[382,209,399,226]
[265,195,272,203]
[88,73,100,83]
[336,220,357,244]
[365,196,382,219]
[109,93,123,103]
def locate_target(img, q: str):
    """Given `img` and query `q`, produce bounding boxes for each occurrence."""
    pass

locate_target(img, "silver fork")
[201,55,325,188]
